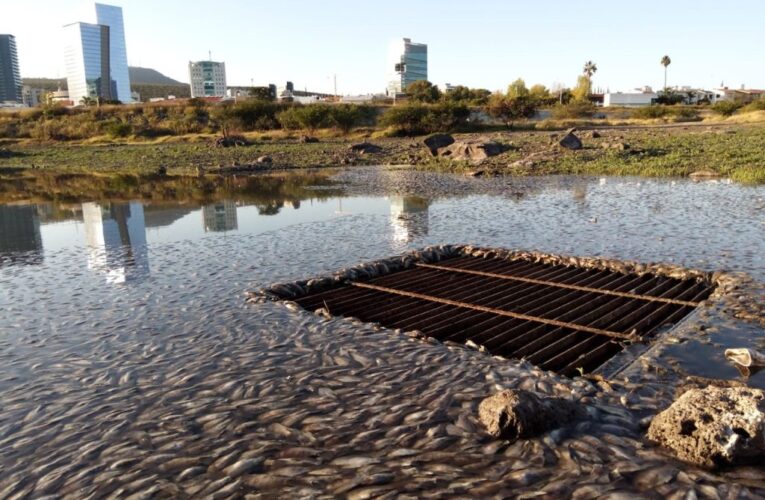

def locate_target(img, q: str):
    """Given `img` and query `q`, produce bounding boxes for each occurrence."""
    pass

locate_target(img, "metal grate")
[293,255,714,376]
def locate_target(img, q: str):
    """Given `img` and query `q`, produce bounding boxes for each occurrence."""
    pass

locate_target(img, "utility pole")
[334,74,337,98]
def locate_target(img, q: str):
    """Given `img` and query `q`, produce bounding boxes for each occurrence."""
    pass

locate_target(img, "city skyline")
[1,0,764,95]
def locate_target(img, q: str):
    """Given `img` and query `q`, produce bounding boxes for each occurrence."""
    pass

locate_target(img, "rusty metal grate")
[292,255,714,376]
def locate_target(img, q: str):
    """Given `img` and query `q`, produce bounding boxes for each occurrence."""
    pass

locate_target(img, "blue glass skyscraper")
[63,3,132,105]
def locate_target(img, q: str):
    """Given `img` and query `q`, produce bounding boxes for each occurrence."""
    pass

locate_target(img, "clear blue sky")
[4,0,764,94]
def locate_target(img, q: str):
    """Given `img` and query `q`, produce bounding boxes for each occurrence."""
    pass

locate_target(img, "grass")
[1,121,764,193]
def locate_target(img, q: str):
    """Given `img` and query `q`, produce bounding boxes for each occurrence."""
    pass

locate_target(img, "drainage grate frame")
[252,246,718,377]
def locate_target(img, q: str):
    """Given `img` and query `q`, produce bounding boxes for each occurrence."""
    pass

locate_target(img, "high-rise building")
[63,3,132,105]
[202,201,238,232]
[0,34,22,103]
[387,38,427,96]
[82,202,149,284]
[189,60,226,98]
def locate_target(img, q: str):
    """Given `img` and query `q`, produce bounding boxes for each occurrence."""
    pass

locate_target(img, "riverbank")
[1,121,764,184]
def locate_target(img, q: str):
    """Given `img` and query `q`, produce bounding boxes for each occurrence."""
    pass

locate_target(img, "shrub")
[326,104,374,133]
[380,103,469,136]
[711,100,740,117]
[276,104,331,131]
[551,102,596,119]
[630,105,669,119]
[741,99,765,113]
[108,121,132,138]
[230,100,283,130]
[671,106,701,122]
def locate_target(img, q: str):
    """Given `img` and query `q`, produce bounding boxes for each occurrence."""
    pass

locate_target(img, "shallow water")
[1,168,764,497]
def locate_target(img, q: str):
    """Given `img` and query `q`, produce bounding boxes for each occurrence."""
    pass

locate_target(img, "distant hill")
[128,67,185,86]
[23,67,189,102]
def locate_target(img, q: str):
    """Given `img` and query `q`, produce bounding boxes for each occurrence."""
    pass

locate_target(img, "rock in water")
[478,390,584,440]
[559,128,583,150]
[423,134,455,156]
[647,386,765,468]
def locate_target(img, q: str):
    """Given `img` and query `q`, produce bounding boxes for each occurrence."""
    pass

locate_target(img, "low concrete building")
[22,86,46,107]
[711,87,765,104]
[603,91,658,107]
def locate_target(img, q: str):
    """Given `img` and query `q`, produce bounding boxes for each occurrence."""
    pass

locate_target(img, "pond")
[1,167,764,497]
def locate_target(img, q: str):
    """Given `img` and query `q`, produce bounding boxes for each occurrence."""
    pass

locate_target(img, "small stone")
[478,389,584,441]
[423,134,455,155]
[256,155,272,164]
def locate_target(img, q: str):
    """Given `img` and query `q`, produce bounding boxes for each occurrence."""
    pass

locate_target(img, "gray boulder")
[423,134,455,155]
[647,386,765,468]
[437,141,503,164]
[559,128,583,150]
[478,390,584,441]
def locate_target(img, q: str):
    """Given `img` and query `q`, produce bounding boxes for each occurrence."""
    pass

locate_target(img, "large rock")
[349,142,383,154]
[478,390,584,441]
[558,128,582,150]
[423,134,455,156]
[437,141,503,164]
[647,386,765,468]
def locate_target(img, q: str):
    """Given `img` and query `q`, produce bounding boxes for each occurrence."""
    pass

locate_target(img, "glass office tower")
[0,34,22,102]
[63,3,132,105]
[387,38,428,96]
[95,3,131,103]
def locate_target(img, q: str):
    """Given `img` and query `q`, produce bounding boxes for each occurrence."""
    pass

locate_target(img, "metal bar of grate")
[416,262,701,307]
[291,254,714,375]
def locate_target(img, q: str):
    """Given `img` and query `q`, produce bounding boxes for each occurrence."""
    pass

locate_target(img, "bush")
[380,103,469,136]
[741,99,765,113]
[711,100,740,117]
[277,104,331,131]
[550,102,596,119]
[326,104,375,133]
[630,105,669,119]
[671,106,701,122]
[108,121,132,138]
[230,100,283,130]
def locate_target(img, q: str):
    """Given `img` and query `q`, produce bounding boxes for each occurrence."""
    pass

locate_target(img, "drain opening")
[288,254,715,376]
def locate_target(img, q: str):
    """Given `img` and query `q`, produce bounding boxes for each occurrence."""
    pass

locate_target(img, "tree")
[583,60,598,78]
[661,55,672,90]
[442,86,491,105]
[528,84,551,102]
[405,80,442,103]
[249,86,275,101]
[572,75,591,102]
[507,78,529,99]
[486,93,537,129]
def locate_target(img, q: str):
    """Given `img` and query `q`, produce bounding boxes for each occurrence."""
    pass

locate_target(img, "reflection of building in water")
[390,196,430,243]
[82,202,149,284]
[202,201,238,232]
[0,204,43,266]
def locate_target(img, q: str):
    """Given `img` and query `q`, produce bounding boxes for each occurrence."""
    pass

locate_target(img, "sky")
[3,0,764,94]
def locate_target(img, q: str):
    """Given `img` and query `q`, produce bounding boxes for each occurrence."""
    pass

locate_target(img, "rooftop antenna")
[209,50,212,61]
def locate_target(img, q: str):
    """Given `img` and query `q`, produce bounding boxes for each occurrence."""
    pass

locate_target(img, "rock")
[478,390,584,441]
[349,142,383,154]
[214,135,247,148]
[590,130,601,138]
[558,128,582,150]
[437,141,503,164]
[689,170,721,179]
[256,156,272,164]
[423,134,455,155]
[155,165,167,176]
[465,169,486,177]
[0,147,14,158]
[299,135,319,143]
[647,386,765,468]
[600,142,630,151]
